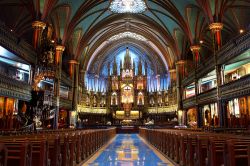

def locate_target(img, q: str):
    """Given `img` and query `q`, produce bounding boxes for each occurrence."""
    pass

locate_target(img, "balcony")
[197,88,217,105]
[220,74,250,100]
[182,71,195,87]
[0,72,31,101]
[183,96,195,109]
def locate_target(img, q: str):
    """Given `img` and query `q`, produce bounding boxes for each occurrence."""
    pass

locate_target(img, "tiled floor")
[83,134,174,166]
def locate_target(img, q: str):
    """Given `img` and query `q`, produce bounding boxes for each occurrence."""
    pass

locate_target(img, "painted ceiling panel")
[88,11,112,30]
[208,0,216,16]
[142,10,166,31]
[57,0,87,19]
[40,0,45,14]
[70,28,83,55]
[76,11,103,34]
[174,29,186,56]
[147,1,172,16]
[81,1,109,18]
[170,0,197,18]
[153,11,180,36]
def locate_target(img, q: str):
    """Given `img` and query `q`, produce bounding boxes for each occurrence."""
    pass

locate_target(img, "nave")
[85,134,173,166]
[0,127,249,166]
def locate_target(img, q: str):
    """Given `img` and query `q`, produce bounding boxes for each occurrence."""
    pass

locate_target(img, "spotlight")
[239,29,244,34]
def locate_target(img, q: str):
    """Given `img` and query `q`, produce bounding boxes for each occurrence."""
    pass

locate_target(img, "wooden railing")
[220,74,250,100]
[183,96,196,109]
[0,72,31,101]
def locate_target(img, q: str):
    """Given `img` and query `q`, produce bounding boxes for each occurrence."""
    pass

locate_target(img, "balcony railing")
[197,88,217,105]
[0,72,31,101]
[220,74,250,100]
[183,96,195,109]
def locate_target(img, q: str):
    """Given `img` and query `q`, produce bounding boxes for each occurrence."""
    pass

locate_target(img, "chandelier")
[109,0,147,13]
[108,32,147,42]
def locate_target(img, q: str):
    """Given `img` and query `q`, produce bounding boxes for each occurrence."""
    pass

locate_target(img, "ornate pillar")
[69,60,79,126]
[169,69,176,89]
[209,23,223,51]
[190,45,202,127]
[53,45,65,129]
[69,60,79,110]
[32,21,46,50]
[80,70,86,86]
[176,60,185,109]
[209,22,224,127]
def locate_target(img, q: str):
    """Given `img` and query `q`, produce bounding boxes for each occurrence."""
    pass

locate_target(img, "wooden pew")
[4,141,32,166]
[0,143,6,166]
[224,139,250,166]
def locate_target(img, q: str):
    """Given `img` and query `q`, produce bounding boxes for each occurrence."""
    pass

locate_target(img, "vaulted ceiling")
[0,0,250,76]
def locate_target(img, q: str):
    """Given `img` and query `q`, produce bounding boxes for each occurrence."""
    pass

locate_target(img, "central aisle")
[84,134,174,166]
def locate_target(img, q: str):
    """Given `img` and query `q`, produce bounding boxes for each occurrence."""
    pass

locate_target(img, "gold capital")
[209,22,223,32]
[32,21,46,29]
[68,60,79,65]
[169,69,176,73]
[56,45,65,52]
[190,45,201,53]
[175,60,185,65]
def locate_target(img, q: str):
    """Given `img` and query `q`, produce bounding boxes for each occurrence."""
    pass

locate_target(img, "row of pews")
[139,128,250,166]
[0,128,116,166]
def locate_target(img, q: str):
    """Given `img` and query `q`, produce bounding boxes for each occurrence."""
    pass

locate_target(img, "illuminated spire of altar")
[138,57,142,75]
[123,47,132,69]
[113,56,117,75]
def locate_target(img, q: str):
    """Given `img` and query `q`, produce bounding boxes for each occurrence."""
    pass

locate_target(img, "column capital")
[68,60,79,65]
[175,60,185,65]
[190,45,201,53]
[209,22,223,32]
[55,45,65,52]
[32,21,46,29]
[169,69,176,73]
[80,69,86,73]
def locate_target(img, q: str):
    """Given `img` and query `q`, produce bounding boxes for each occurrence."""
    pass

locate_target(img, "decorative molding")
[182,31,250,89]
[217,30,250,64]
[209,22,223,32]
[197,88,217,105]
[182,71,195,87]
[0,73,31,101]
[183,96,195,109]
[220,75,250,100]
[0,22,36,64]
[61,71,72,87]
[52,97,72,109]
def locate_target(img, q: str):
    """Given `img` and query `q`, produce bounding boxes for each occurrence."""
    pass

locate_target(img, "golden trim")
[175,60,185,65]
[68,60,79,64]
[169,69,176,73]
[190,45,201,52]
[32,21,46,29]
[55,45,65,52]
[209,22,223,32]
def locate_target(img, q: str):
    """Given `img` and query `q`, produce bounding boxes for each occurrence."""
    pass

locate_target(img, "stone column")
[53,45,65,129]
[209,22,224,127]
[209,23,223,51]
[176,60,185,111]
[69,60,79,126]
[69,60,79,110]
[169,69,176,89]
[31,21,46,50]
[190,45,202,127]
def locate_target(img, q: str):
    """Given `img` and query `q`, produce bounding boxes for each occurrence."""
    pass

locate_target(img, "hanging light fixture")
[109,0,147,13]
